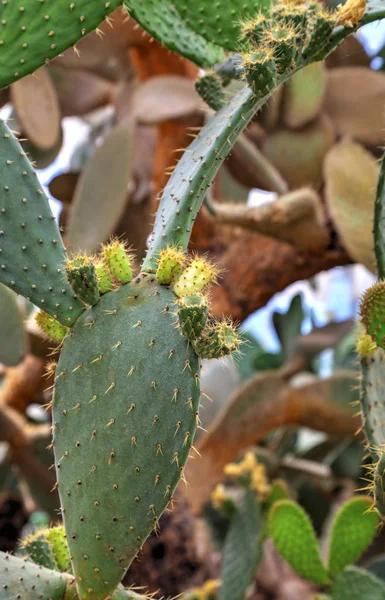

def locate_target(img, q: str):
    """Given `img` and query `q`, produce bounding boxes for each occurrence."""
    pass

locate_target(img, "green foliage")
[0,119,84,326]
[0,1,122,89]
[218,490,262,600]
[331,566,385,600]
[268,500,329,585]
[328,497,379,579]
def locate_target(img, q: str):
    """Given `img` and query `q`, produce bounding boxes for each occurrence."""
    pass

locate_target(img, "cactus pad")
[66,257,100,306]
[268,500,329,585]
[53,275,200,600]
[22,526,71,573]
[0,0,122,89]
[0,119,84,325]
[177,294,209,341]
[195,73,226,112]
[328,496,379,578]
[194,322,240,359]
[0,551,67,600]
[331,566,385,600]
[361,282,385,349]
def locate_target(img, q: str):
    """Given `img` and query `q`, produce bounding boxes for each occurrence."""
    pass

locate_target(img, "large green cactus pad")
[0,551,67,600]
[53,274,200,600]
[0,1,122,89]
[0,119,84,325]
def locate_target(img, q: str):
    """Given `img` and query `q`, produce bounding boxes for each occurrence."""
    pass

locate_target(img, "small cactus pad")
[95,260,114,294]
[244,50,278,98]
[195,73,226,112]
[102,240,133,285]
[303,11,335,59]
[268,500,329,585]
[0,551,67,600]
[174,257,218,297]
[35,310,68,342]
[66,257,100,306]
[328,496,379,578]
[265,26,298,73]
[360,282,385,349]
[177,294,209,341]
[0,119,84,326]
[53,275,200,600]
[193,322,240,359]
[331,566,385,600]
[0,1,122,89]
[156,247,185,285]
[22,526,71,573]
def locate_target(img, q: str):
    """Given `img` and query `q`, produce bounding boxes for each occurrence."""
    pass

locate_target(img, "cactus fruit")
[0,119,84,326]
[328,496,378,579]
[360,282,385,350]
[94,260,114,295]
[268,500,329,585]
[193,322,240,360]
[173,257,218,298]
[66,257,100,307]
[177,295,209,341]
[21,526,71,573]
[102,240,134,285]
[35,311,69,342]
[0,1,123,89]
[195,73,226,112]
[156,247,185,285]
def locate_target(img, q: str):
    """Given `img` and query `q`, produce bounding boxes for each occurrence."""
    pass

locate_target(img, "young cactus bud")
[241,15,269,46]
[21,526,70,573]
[265,26,298,73]
[356,332,377,358]
[35,311,68,342]
[195,72,226,112]
[101,239,134,285]
[95,259,114,294]
[156,246,185,285]
[193,321,240,359]
[360,282,385,350]
[244,49,278,99]
[173,257,218,298]
[302,9,335,59]
[272,4,308,31]
[66,255,100,306]
[177,294,209,341]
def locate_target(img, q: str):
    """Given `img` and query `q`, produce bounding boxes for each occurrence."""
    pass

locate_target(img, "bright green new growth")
[0,119,84,326]
[331,566,385,600]
[21,526,71,573]
[328,496,379,579]
[193,322,241,360]
[66,257,100,307]
[177,294,209,341]
[156,246,185,285]
[0,0,122,89]
[173,257,218,297]
[360,282,385,349]
[102,240,133,285]
[35,310,69,342]
[268,500,329,585]
[195,73,226,112]
[94,260,114,294]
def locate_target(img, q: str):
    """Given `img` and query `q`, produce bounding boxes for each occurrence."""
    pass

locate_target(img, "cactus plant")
[1,0,384,598]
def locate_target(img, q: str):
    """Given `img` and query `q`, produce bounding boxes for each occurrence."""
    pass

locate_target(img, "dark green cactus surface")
[0,0,122,89]
[177,294,209,341]
[195,73,226,112]
[53,274,200,600]
[0,552,67,600]
[360,348,385,452]
[0,119,84,326]
[67,259,100,307]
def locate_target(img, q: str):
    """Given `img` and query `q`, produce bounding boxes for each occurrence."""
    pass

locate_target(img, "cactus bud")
[265,26,298,73]
[101,239,134,285]
[241,15,269,46]
[95,259,114,294]
[195,72,226,112]
[177,294,209,341]
[356,332,377,358]
[244,49,278,99]
[35,311,68,342]
[66,255,100,306]
[193,321,240,359]
[156,246,185,285]
[173,257,218,297]
[360,282,385,350]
